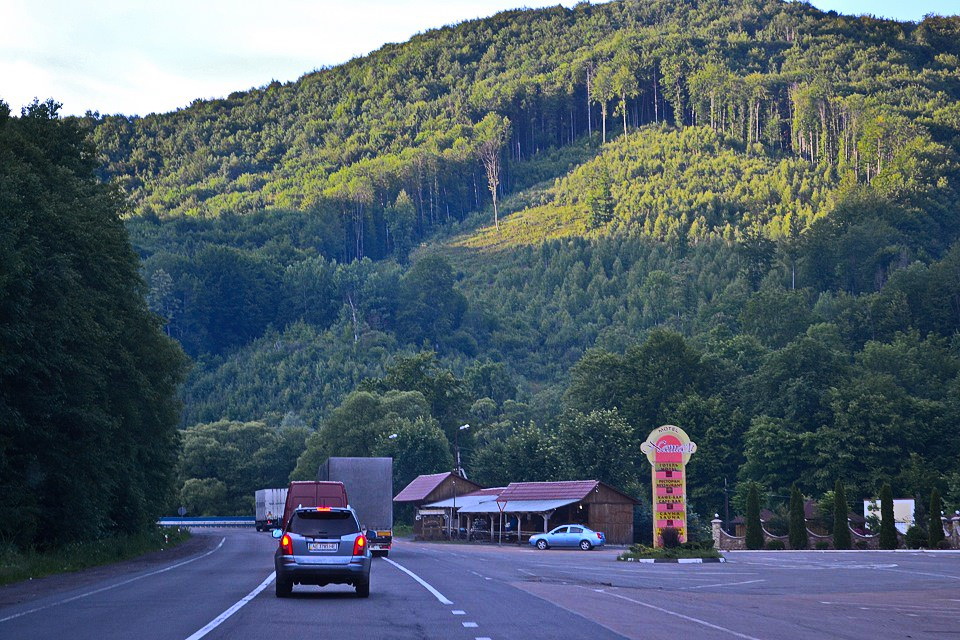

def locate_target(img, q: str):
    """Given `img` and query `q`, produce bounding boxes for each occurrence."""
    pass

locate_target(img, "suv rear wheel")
[355,580,370,598]
[276,577,292,597]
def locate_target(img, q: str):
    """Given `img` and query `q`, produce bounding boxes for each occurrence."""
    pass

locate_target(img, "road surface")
[1,529,958,639]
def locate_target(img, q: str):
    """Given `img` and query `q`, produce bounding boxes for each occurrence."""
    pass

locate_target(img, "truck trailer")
[281,481,349,528]
[255,488,288,531]
[318,457,394,557]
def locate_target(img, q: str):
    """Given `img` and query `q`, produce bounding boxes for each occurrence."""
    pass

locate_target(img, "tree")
[929,487,945,548]
[475,113,511,231]
[586,164,615,228]
[833,479,851,550]
[879,483,898,550]
[549,409,637,492]
[0,100,188,548]
[789,484,808,550]
[591,64,615,143]
[745,483,764,550]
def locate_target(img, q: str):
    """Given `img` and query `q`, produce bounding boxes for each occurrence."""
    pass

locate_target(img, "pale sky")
[2,0,957,118]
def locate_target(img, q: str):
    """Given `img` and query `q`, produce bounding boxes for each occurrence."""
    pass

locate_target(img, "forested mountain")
[72,0,960,521]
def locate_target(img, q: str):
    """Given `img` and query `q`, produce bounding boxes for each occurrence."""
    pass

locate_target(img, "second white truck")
[254,487,288,531]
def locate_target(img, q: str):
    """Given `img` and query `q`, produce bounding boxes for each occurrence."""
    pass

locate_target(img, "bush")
[855,540,869,550]
[661,527,680,549]
[905,525,927,549]
[765,539,785,550]
[936,539,952,550]
[815,541,830,550]
[680,539,715,551]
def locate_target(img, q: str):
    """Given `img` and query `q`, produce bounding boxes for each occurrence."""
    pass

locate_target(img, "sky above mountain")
[2,0,957,118]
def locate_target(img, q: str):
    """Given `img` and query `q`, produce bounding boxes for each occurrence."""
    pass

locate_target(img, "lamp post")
[454,424,470,478]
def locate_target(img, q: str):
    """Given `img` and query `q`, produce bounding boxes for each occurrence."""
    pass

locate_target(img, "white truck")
[254,487,288,531]
[318,457,394,556]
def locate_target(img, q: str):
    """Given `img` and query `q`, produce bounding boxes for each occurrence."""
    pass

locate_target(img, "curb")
[620,557,726,563]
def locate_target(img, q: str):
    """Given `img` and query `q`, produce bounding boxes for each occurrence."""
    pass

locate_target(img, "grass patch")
[392,523,413,538]
[618,542,721,561]
[0,527,192,586]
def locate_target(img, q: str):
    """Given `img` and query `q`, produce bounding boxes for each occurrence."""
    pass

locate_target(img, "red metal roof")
[393,472,452,502]
[498,480,600,501]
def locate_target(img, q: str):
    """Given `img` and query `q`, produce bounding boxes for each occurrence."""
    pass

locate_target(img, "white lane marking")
[0,537,226,624]
[591,588,766,640]
[682,579,765,590]
[452,610,466,615]
[184,571,275,640]
[877,567,960,581]
[463,622,479,628]
[820,601,960,612]
[383,557,453,605]
[476,637,493,640]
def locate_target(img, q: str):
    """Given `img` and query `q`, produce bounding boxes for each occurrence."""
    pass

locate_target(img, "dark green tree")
[879,483,898,550]
[745,483,764,550]
[586,164,615,228]
[0,100,187,549]
[929,487,945,548]
[832,479,851,550]
[788,484,808,550]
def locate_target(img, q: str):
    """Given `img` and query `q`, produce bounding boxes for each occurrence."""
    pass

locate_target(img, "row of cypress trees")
[743,481,943,550]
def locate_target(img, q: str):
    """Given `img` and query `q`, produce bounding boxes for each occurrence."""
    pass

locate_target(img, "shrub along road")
[1,530,958,639]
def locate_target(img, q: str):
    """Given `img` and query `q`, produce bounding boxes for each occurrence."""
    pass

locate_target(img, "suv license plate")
[308,542,338,552]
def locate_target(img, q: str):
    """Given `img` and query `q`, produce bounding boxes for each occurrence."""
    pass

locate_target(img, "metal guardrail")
[158,517,255,528]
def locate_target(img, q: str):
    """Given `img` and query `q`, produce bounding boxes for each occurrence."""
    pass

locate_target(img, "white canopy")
[456,498,578,514]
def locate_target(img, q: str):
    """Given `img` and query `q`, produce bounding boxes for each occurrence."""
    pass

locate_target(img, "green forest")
[4,0,960,549]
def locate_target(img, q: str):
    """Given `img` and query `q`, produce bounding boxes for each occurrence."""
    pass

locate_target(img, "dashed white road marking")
[452,610,466,615]
[0,537,227,624]
[463,621,479,628]
[383,557,453,605]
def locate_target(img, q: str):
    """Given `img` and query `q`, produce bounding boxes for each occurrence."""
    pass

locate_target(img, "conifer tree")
[746,484,764,550]
[929,488,945,548]
[879,483,898,550]
[789,484,808,550]
[832,479,851,550]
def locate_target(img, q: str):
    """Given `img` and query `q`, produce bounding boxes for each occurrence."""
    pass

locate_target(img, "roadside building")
[394,472,483,539]
[455,480,637,545]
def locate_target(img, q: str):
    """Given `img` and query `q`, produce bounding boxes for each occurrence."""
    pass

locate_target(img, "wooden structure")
[394,472,482,539]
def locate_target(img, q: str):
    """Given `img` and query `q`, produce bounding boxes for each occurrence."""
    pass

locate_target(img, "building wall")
[583,485,636,545]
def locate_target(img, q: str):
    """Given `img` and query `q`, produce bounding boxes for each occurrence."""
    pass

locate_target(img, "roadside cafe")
[409,479,637,545]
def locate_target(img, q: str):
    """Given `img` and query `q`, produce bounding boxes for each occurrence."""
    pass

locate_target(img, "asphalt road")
[1,529,958,639]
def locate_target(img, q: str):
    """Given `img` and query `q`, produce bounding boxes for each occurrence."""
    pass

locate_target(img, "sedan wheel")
[275,577,292,597]
[536,539,548,550]
[355,580,370,598]
[579,540,592,551]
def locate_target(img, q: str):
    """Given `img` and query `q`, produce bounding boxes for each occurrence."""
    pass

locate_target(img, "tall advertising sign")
[641,425,697,546]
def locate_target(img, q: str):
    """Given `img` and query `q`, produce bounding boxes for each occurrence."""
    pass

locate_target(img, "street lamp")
[454,424,470,479]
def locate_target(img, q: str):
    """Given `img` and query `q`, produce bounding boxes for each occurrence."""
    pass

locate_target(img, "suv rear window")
[289,511,360,537]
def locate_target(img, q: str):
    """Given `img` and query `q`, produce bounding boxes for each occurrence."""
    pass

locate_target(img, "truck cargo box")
[318,457,393,556]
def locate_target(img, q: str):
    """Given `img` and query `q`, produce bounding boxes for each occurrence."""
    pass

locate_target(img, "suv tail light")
[280,534,293,555]
[352,534,367,556]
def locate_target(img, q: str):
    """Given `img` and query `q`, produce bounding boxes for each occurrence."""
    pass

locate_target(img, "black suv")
[273,507,372,597]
